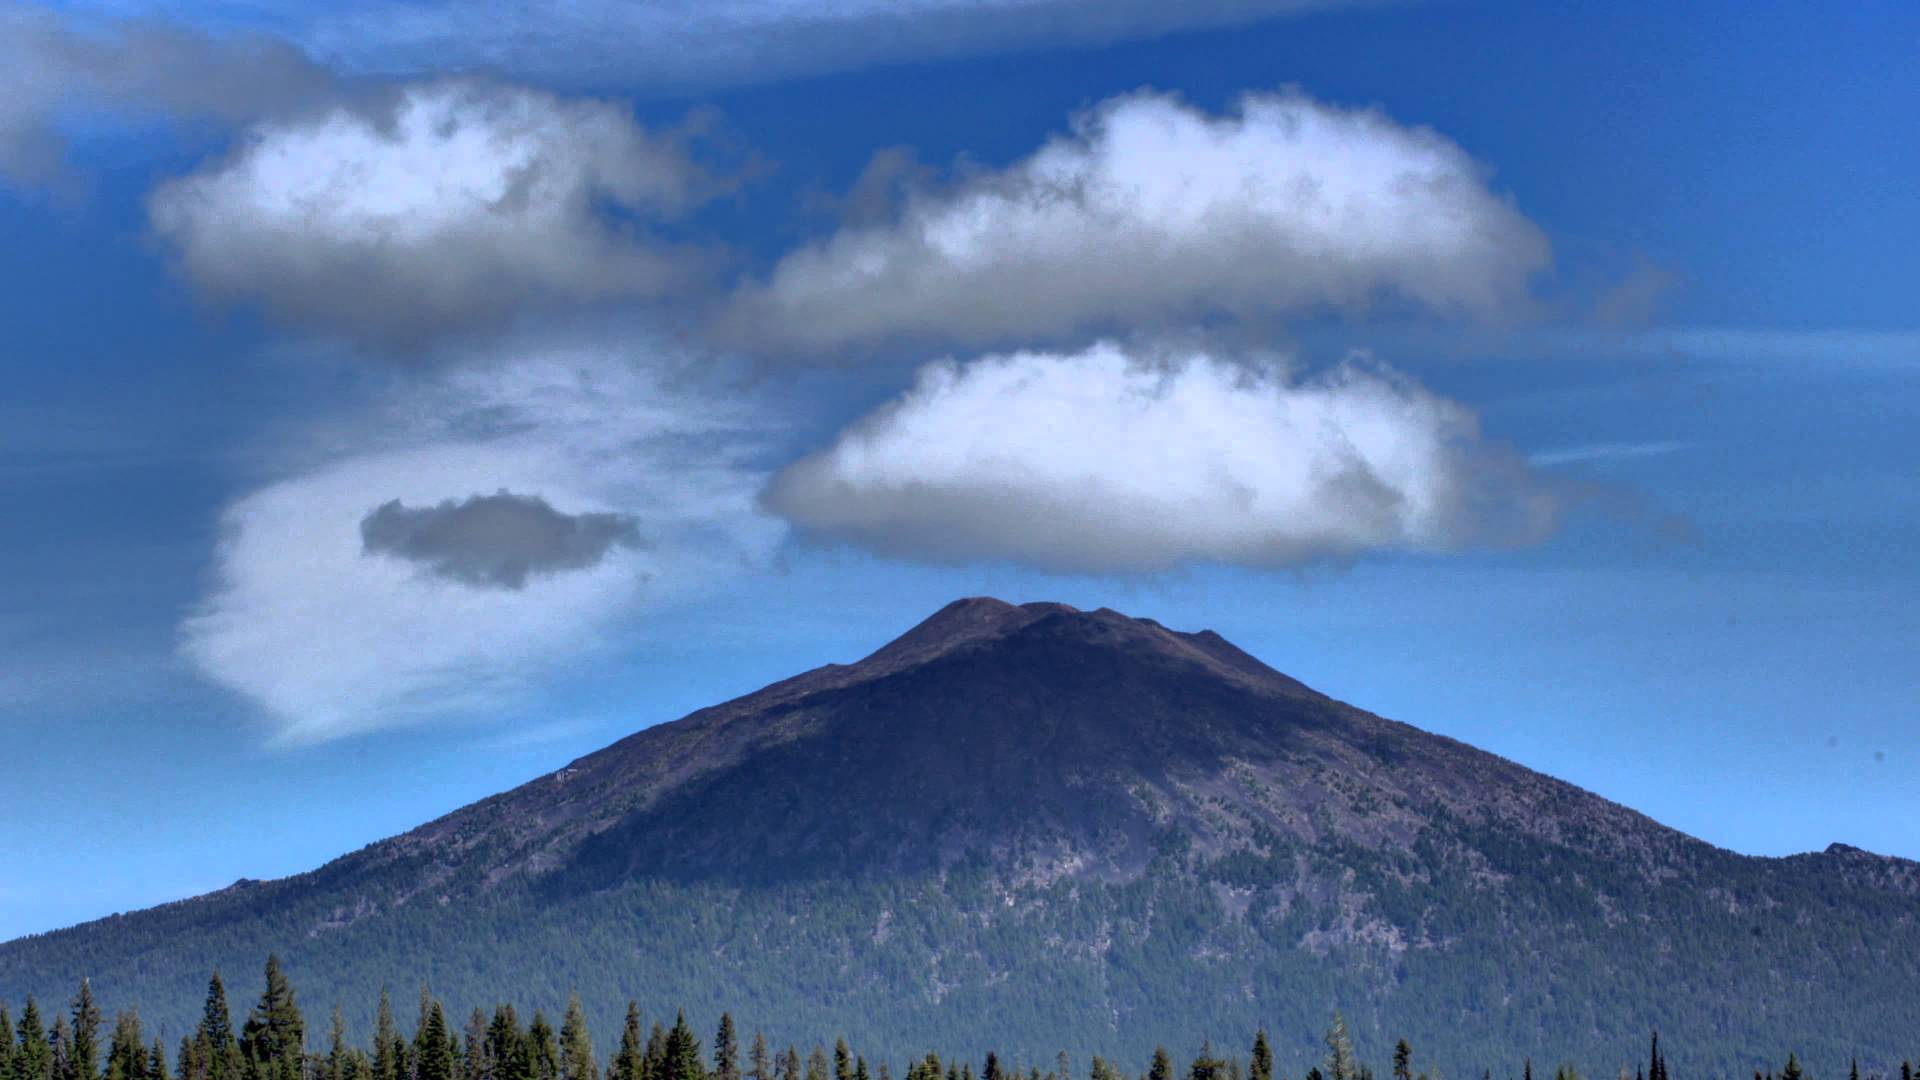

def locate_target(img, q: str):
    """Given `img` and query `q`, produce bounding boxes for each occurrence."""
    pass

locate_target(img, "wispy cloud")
[180,338,786,745]
[292,0,1366,88]
[1528,441,1692,468]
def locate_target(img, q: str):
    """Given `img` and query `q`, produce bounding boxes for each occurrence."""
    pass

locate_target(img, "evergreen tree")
[644,1027,668,1080]
[982,1056,1003,1080]
[462,1010,489,1080]
[610,1005,645,1080]
[713,1019,738,1080]
[328,1009,351,1080]
[70,980,102,1080]
[198,976,239,1080]
[524,1012,558,1080]
[487,1008,526,1080]
[1780,1057,1802,1080]
[778,1049,800,1080]
[415,1006,454,1080]
[833,1042,852,1080]
[1901,1064,1912,1080]
[1850,1061,1859,1080]
[1148,1051,1171,1080]
[855,1061,869,1080]
[662,1014,702,1080]
[1189,1045,1225,1080]
[1323,1016,1356,1080]
[1646,1036,1663,1080]
[1392,1044,1411,1080]
[558,997,595,1080]
[746,1034,770,1080]
[373,993,401,1080]
[51,1016,72,1080]
[239,956,305,1080]
[803,1047,827,1080]
[0,1005,15,1080]
[149,1042,171,1080]
[1250,1034,1273,1080]
[104,1013,146,1080]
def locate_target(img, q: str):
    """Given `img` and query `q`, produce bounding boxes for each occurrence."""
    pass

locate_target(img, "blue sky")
[2,0,1916,941]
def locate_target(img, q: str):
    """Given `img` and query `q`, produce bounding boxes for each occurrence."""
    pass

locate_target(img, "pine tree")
[1646,1036,1663,1080]
[1250,1034,1273,1080]
[558,997,595,1080]
[1189,1044,1226,1080]
[855,1062,868,1080]
[328,1009,351,1080]
[803,1047,827,1080]
[149,1041,171,1080]
[1148,1051,1171,1080]
[1323,1017,1356,1080]
[70,980,102,1080]
[0,1005,16,1080]
[1901,1064,1912,1080]
[1393,1044,1411,1080]
[373,993,401,1080]
[611,1005,645,1080]
[831,1042,851,1080]
[663,1014,702,1080]
[778,1048,800,1080]
[104,1013,146,1080]
[240,956,304,1080]
[52,1015,72,1080]
[524,1012,558,1080]
[415,1006,454,1080]
[198,976,240,1080]
[644,1027,668,1080]
[713,1019,739,1080]
[1850,1061,1859,1080]
[983,1056,1004,1080]
[462,1010,489,1080]
[1780,1057,1802,1080]
[746,1034,770,1080]
[488,1009,527,1080]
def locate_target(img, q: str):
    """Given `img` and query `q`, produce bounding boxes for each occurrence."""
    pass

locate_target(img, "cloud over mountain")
[181,345,783,744]
[726,90,1550,352]
[150,80,715,344]
[765,342,1563,572]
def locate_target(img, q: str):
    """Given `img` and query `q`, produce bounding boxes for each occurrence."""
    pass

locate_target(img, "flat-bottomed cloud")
[765,342,1563,572]
[150,79,715,344]
[360,491,644,589]
[726,90,1551,352]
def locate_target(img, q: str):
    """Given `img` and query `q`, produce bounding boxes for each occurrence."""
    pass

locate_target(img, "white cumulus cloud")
[150,80,715,345]
[181,344,783,744]
[764,342,1563,572]
[726,90,1551,352]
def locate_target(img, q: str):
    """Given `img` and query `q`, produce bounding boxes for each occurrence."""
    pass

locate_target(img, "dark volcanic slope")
[4,600,1917,1074]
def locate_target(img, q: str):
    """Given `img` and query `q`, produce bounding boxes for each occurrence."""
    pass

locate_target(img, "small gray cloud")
[360,491,643,589]
[0,7,334,187]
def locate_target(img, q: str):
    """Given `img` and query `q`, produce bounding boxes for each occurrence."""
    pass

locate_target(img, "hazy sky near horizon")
[2,0,1917,941]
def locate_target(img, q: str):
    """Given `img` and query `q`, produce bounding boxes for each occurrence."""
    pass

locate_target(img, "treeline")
[1,959,1906,1080]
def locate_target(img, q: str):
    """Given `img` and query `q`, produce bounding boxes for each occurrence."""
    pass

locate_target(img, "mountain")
[4,599,1918,1074]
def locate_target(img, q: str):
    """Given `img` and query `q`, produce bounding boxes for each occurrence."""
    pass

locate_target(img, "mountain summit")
[4,600,1917,1072]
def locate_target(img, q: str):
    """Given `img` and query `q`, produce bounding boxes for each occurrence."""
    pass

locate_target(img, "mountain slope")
[4,599,1917,1074]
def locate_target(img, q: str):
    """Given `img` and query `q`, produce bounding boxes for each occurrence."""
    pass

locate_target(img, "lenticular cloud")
[727,90,1551,351]
[149,79,711,344]
[764,343,1563,572]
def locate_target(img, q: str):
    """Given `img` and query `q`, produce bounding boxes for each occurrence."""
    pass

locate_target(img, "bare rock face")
[4,600,1917,1074]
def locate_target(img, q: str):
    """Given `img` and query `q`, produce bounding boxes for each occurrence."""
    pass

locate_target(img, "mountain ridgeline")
[3,600,1916,1074]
